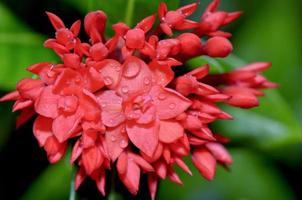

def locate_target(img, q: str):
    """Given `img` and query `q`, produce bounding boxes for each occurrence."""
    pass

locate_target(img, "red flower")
[0,2,276,200]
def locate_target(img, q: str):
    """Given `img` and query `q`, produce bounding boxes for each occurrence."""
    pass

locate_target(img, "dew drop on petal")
[111,135,116,142]
[143,77,151,85]
[47,70,55,77]
[158,93,166,100]
[169,103,176,109]
[123,61,141,78]
[101,103,106,108]
[121,86,129,94]
[120,140,128,148]
[103,76,113,85]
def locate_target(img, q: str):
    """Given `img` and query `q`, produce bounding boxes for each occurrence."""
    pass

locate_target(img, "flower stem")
[124,0,135,26]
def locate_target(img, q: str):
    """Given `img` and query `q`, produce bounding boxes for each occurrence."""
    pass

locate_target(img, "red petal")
[175,157,192,175]
[126,120,159,157]
[136,15,156,32]
[79,89,101,121]
[17,78,44,100]
[203,36,233,58]
[44,136,67,163]
[154,161,167,179]
[52,110,82,142]
[33,116,53,146]
[75,168,86,190]
[53,68,80,94]
[178,2,198,16]
[206,142,232,165]
[119,156,141,195]
[148,174,158,200]
[168,169,183,185]
[192,147,216,180]
[95,171,106,196]
[222,86,259,108]
[84,11,107,43]
[106,124,128,161]
[63,53,81,69]
[70,140,82,164]
[12,100,33,112]
[158,2,167,20]
[93,59,122,89]
[96,90,125,127]
[128,152,154,172]
[150,86,191,120]
[116,57,153,99]
[35,86,59,118]
[16,107,35,128]
[0,91,19,102]
[149,61,174,86]
[70,20,81,36]
[46,12,65,30]
[82,146,104,175]
[158,120,184,143]
[117,152,128,175]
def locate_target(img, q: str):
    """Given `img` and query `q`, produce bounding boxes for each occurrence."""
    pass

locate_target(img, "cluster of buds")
[0,0,276,199]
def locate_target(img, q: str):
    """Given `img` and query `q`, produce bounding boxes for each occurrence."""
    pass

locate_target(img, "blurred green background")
[0,0,301,199]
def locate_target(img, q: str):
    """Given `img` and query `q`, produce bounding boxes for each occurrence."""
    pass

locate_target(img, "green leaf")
[187,55,302,150]
[21,159,73,200]
[158,149,295,200]
[0,3,58,90]
[62,0,179,36]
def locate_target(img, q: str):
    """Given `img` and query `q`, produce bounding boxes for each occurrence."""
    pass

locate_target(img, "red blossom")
[0,2,276,200]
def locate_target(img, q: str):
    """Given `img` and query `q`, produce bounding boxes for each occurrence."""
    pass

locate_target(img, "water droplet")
[110,136,116,142]
[75,77,81,83]
[101,103,106,108]
[123,61,141,78]
[121,86,129,94]
[121,127,126,133]
[143,77,150,85]
[120,140,128,148]
[169,103,175,109]
[158,93,166,100]
[103,76,113,85]
[115,65,121,72]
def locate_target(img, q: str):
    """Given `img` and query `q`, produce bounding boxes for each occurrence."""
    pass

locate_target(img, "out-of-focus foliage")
[159,149,295,200]
[0,0,301,199]
[0,3,57,90]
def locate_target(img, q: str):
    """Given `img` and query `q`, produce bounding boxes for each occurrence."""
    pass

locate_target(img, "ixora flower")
[0,0,276,199]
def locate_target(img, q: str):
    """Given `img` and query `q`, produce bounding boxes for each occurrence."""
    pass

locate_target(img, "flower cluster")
[0,0,276,199]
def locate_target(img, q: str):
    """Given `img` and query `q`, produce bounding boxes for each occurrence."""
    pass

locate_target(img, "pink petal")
[126,120,159,157]
[192,147,216,180]
[150,86,191,120]
[105,124,128,161]
[95,171,106,196]
[96,90,125,127]
[149,61,174,86]
[158,120,184,143]
[33,116,53,146]
[79,89,101,121]
[154,160,167,179]
[35,86,60,118]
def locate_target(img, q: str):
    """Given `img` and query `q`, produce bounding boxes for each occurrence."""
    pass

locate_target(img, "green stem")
[124,0,135,26]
